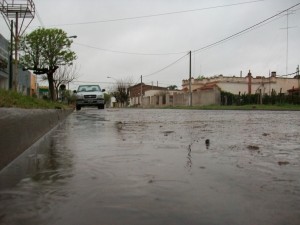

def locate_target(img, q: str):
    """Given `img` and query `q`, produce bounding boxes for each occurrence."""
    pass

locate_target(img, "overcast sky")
[1,0,300,90]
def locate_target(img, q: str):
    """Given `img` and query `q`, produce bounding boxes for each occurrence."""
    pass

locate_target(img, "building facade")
[0,33,9,89]
[0,32,37,95]
[18,69,37,96]
[182,71,300,96]
[128,83,168,106]
[141,88,221,107]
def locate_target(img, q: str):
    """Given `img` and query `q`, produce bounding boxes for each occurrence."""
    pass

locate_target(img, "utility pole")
[280,9,296,76]
[268,70,271,96]
[9,20,13,90]
[285,10,289,76]
[13,12,18,91]
[189,51,192,106]
[0,0,35,90]
[140,75,143,106]
[297,65,300,96]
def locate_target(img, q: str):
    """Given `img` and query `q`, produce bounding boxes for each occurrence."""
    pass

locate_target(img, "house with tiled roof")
[182,71,299,96]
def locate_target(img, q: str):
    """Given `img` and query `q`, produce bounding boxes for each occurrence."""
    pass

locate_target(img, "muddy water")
[0,109,299,225]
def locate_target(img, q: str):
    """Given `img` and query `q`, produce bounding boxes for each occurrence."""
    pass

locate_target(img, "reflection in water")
[31,138,74,183]
[205,139,210,149]
[185,144,192,169]
[0,109,299,225]
[0,122,75,225]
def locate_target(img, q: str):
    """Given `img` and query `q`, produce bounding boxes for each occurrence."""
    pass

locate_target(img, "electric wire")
[72,5,298,57]
[193,14,286,54]
[143,52,189,78]
[73,42,187,56]
[35,10,45,28]
[48,0,264,27]
[277,71,298,77]
[39,2,300,87]
[73,80,118,84]
[137,4,300,86]
[193,3,300,54]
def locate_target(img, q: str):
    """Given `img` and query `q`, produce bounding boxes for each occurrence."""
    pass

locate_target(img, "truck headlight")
[97,94,104,99]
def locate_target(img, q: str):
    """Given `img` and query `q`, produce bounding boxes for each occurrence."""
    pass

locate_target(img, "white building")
[182,71,300,95]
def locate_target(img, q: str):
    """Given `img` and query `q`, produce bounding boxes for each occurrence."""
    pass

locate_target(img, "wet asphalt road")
[0,108,300,225]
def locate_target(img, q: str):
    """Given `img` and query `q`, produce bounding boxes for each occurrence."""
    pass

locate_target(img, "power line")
[143,53,189,78]
[73,4,299,58]
[48,0,264,27]
[193,3,300,54]
[193,14,286,54]
[130,53,188,85]
[73,80,114,84]
[277,71,298,77]
[142,81,173,87]
[35,10,45,27]
[73,42,187,56]
[139,4,300,86]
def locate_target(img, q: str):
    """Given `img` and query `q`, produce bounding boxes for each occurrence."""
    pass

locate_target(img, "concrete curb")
[0,108,73,170]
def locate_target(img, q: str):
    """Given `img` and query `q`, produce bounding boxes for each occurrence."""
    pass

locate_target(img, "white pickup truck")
[74,85,105,110]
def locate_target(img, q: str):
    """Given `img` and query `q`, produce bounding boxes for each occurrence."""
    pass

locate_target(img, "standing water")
[0,109,299,225]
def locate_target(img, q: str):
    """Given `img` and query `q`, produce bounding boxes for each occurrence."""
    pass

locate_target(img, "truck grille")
[84,95,96,99]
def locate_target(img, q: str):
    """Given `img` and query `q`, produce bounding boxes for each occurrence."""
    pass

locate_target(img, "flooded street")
[0,109,300,225]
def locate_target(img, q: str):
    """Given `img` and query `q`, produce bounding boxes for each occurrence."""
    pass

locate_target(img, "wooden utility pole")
[0,0,35,90]
[140,75,143,106]
[13,12,18,91]
[297,65,300,96]
[9,20,13,90]
[189,51,192,106]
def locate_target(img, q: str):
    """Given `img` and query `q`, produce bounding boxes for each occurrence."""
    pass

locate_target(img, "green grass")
[161,104,300,111]
[0,89,69,109]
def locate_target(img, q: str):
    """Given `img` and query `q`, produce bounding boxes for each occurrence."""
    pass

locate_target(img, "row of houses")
[127,70,300,107]
[182,71,300,96]
[127,83,220,107]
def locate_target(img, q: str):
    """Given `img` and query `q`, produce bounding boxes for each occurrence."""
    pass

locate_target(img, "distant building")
[18,69,37,96]
[182,71,300,96]
[128,83,220,107]
[38,86,49,98]
[128,83,167,106]
[0,33,37,95]
[30,72,37,96]
[0,33,9,89]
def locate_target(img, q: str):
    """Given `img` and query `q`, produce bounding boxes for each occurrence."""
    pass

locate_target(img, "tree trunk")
[47,72,56,101]
[47,66,59,101]
[56,86,59,100]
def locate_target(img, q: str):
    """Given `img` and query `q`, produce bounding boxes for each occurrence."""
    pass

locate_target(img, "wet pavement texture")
[0,109,300,225]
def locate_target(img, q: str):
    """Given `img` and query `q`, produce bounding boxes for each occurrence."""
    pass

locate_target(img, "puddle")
[0,109,299,225]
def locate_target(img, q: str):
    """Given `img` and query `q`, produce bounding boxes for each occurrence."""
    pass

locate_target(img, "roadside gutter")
[0,108,73,170]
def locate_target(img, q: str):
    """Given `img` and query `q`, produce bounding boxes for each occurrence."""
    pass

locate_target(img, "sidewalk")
[0,108,73,170]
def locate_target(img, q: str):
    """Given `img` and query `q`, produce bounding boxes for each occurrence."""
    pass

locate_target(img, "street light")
[107,76,117,81]
[68,35,77,39]
[65,35,77,90]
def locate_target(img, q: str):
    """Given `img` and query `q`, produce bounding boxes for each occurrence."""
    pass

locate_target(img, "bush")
[221,91,300,106]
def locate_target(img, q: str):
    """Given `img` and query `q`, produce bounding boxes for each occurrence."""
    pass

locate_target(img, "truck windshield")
[78,85,101,92]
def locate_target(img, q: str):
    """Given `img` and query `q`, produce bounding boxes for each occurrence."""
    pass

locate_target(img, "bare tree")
[42,64,79,100]
[111,77,133,107]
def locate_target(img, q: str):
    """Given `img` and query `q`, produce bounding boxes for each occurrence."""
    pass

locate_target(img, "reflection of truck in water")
[74,85,105,110]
